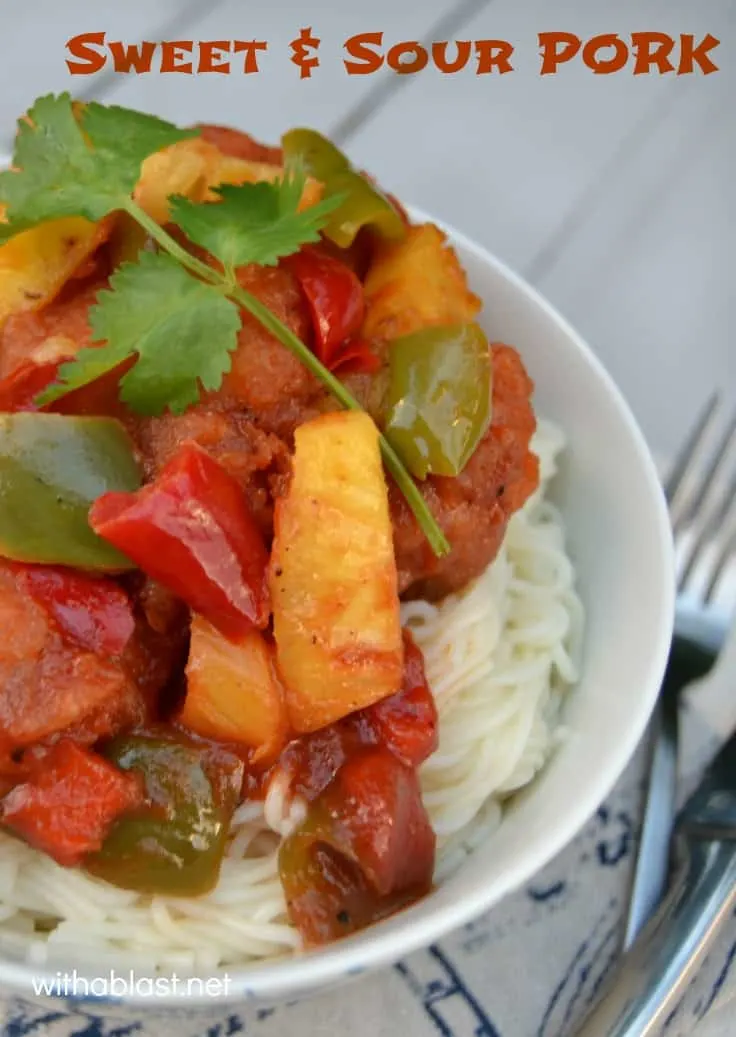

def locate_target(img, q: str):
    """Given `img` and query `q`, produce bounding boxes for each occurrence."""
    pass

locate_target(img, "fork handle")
[574,835,736,1036]
[623,633,721,948]
[623,694,679,948]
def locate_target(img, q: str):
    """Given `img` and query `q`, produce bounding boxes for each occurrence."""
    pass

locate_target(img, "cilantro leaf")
[0,94,194,238]
[39,251,241,416]
[168,168,343,271]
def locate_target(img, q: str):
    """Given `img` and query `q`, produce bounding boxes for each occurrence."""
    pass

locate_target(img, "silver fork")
[623,393,736,949]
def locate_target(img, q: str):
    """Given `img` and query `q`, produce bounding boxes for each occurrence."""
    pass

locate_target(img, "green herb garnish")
[0,93,450,558]
[168,170,334,273]
[65,252,242,416]
[0,96,195,233]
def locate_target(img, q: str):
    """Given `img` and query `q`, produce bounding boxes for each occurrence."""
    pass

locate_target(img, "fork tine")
[704,526,736,604]
[665,391,721,524]
[679,459,736,591]
[677,410,736,528]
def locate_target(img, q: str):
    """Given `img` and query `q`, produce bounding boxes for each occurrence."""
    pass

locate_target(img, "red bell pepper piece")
[0,357,133,419]
[331,748,435,896]
[279,747,435,944]
[0,361,61,413]
[286,246,368,369]
[52,359,135,420]
[12,563,135,657]
[1,740,144,866]
[364,630,438,768]
[90,442,270,640]
[329,338,382,376]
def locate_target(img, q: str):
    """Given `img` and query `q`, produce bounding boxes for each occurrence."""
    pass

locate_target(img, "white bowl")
[0,215,675,1013]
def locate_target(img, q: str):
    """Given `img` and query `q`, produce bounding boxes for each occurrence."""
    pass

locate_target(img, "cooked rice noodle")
[0,418,583,971]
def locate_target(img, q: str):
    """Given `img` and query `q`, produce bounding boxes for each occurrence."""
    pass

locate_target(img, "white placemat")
[1,629,735,1037]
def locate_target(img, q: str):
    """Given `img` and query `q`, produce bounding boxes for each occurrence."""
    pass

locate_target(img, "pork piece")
[221,263,320,417]
[0,278,103,377]
[0,272,133,420]
[132,259,321,436]
[0,562,139,757]
[195,124,283,166]
[130,404,292,541]
[120,580,190,721]
[0,564,187,771]
[390,344,540,599]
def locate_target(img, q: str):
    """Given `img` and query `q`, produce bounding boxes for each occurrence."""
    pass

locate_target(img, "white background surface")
[0,2,734,1035]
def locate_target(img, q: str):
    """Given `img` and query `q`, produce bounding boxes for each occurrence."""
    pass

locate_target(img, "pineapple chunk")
[135,138,323,224]
[201,156,324,212]
[181,615,288,764]
[134,139,219,224]
[0,216,112,328]
[362,223,481,341]
[270,412,403,733]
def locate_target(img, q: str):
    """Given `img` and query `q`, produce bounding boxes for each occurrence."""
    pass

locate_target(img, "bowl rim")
[0,214,676,1009]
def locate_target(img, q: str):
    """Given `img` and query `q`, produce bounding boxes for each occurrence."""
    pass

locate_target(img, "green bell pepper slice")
[281,128,349,180]
[384,323,493,480]
[282,128,406,248]
[0,413,141,571]
[86,735,242,897]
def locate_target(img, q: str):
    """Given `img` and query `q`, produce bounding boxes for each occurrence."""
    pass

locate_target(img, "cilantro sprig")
[0,94,450,558]
[0,96,195,235]
[64,252,242,415]
[169,171,333,273]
